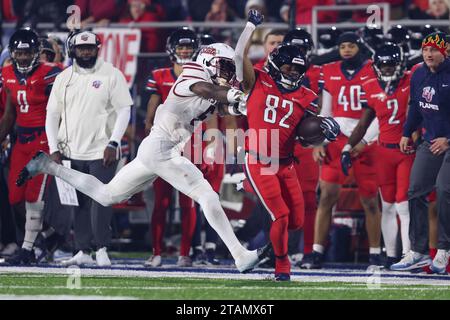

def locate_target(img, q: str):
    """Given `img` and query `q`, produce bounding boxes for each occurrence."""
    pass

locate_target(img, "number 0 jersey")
[246,69,318,158]
[361,72,411,144]
[0,63,61,127]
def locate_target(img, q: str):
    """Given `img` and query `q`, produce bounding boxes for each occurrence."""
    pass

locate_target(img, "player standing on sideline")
[19,42,271,274]
[392,32,450,273]
[0,29,62,265]
[340,43,413,268]
[143,28,198,268]
[234,10,340,281]
[300,32,382,269]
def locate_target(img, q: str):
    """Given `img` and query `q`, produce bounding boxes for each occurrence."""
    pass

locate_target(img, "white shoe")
[0,243,18,257]
[60,250,95,266]
[144,255,162,267]
[95,247,111,267]
[177,256,192,267]
[430,249,450,274]
[235,244,272,273]
[390,250,431,271]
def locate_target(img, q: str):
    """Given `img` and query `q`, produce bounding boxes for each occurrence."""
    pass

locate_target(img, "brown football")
[296,115,325,147]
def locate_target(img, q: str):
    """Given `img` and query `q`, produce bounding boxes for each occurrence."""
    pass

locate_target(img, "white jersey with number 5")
[151,62,216,148]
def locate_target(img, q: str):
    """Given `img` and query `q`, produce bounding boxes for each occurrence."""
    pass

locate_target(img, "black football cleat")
[298,251,324,269]
[16,151,50,187]
[275,273,291,281]
[2,248,36,265]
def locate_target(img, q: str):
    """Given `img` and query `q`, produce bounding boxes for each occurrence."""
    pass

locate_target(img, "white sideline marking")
[1,266,450,286]
[0,294,136,300]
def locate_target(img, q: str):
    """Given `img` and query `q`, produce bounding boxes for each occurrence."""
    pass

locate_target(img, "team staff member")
[392,32,450,273]
[45,31,132,267]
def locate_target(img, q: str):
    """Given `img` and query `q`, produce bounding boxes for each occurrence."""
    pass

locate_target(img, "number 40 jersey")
[246,69,318,158]
[1,63,61,128]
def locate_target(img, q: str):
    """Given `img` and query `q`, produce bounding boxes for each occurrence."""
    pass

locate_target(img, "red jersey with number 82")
[1,63,61,128]
[246,69,318,158]
[361,72,411,144]
[320,60,375,119]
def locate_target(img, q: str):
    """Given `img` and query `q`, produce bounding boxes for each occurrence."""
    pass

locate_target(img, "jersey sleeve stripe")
[181,75,206,81]
[172,79,192,98]
[183,66,205,72]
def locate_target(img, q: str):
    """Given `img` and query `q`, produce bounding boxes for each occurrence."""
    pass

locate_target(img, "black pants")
[44,158,117,252]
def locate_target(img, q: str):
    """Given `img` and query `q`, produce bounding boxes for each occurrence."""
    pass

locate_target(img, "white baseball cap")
[73,31,98,46]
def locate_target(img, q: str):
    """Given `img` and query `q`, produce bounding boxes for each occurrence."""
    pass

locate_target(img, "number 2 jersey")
[361,72,411,144]
[0,63,61,128]
[245,69,318,158]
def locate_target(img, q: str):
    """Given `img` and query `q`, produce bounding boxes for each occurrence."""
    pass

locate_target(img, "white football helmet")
[195,43,236,85]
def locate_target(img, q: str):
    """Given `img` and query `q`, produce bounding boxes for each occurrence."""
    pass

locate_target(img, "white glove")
[226,88,245,104]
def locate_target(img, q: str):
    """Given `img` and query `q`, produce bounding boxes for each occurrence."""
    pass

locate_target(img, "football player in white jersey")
[17,43,270,273]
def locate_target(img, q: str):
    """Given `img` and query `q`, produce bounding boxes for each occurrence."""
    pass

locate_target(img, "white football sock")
[313,244,325,254]
[197,191,247,260]
[381,200,398,257]
[395,201,411,255]
[23,201,44,251]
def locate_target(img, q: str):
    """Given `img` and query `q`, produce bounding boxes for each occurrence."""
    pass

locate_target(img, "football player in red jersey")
[234,10,339,281]
[143,27,199,267]
[301,32,382,269]
[341,43,413,268]
[0,29,62,264]
[282,28,321,259]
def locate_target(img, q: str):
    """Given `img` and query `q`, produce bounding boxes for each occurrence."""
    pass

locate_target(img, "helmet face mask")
[167,28,199,65]
[267,44,307,91]
[9,29,40,74]
[373,43,405,83]
[195,43,236,86]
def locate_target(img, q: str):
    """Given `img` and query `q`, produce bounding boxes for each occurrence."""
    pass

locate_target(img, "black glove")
[247,9,264,26]
[340,151,352,176]
[319,116,340,142]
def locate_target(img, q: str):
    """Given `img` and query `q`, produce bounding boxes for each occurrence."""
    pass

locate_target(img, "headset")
[66,29,101,59]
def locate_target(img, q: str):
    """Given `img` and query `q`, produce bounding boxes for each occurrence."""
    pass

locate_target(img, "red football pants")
[245,153,304,274]
[8,133,49,205]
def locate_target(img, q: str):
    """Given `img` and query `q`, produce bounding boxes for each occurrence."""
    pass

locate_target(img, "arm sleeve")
[320,89,332,117]
[173,63,209,97]
[234,22,256,82]
[403,79,422,137]
[45,75,63,154]
[109,106,131,143]
[144,71,161,96]
[110,69,134,110]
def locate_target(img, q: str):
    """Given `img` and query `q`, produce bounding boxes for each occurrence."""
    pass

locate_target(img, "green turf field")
[1,274,450,300]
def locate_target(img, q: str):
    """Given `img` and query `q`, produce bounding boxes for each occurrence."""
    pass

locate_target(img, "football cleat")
[298,251,324,269]
[16,151,50,187]
[144,255,162,267]
[2,248,36,265]
[177,256,193,267]
[275,273,291,282]
[236,243,273,273]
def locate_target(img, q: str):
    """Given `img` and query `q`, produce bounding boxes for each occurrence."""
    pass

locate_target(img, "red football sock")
[180,206,196,257]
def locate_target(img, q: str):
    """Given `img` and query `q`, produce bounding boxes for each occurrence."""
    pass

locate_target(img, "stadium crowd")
[1,0,450,280]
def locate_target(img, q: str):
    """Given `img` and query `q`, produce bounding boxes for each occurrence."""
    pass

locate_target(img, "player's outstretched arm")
[234,9,264,92]
[0,89,16,143]
[191,82,245,106]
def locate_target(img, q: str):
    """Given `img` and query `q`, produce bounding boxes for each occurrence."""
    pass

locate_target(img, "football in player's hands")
[247,9,264,26]
[296,116,326,147]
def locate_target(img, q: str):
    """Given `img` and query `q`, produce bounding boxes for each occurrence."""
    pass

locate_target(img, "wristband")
[342,144,352,152]
[107,141,119,149]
